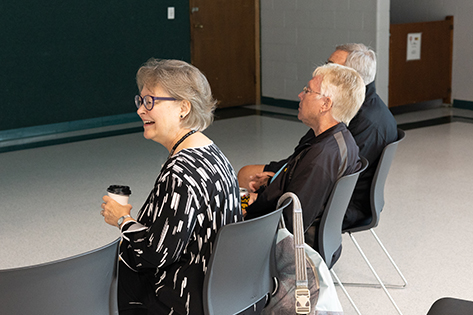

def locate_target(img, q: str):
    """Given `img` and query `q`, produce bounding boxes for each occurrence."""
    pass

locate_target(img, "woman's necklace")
[167,130,197,160]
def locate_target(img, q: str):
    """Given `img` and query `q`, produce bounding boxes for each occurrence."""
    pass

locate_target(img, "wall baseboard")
[0,113,141,153]
[0,107,256,153]
[0,113,140,141]
[261,97,299,110]
[453,99,473,110]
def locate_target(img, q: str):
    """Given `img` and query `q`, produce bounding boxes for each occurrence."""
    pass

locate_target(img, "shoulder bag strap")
[277,192,311,314]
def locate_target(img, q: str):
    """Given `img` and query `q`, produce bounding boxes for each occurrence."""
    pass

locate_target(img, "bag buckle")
[295,288,311,314]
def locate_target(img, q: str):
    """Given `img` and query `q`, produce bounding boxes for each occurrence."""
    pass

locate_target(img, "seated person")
[100,59,241,315]
[243,63,365,239]
[327,44,398,229]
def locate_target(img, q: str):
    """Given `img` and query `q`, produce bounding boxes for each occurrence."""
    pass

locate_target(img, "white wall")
[261,0,390,103]
[391,0,473,103]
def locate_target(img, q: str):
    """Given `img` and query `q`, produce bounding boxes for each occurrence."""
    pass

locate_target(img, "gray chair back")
[345,128,406,233]
[426,297,473,315]
[0,238,119,315]
[318,157,369,269]
[203,205,286,315]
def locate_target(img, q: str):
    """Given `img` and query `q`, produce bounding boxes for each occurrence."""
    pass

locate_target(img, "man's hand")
[248,171,275,192]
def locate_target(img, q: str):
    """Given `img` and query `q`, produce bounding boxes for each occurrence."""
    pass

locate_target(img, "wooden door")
[389,16,453,107]
[190,0,259,108]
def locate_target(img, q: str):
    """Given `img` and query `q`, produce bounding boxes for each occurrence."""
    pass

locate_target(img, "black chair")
[0,238,120,315]
[426,297,473,315]
[315,156,368,315]
[341,128,407,315]
[203,204,286,315]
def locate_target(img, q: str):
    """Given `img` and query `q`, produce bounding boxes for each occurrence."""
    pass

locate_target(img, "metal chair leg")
[348,233,404,315]
[330,269,362,315]
[370,229,408,288]
[341,230,407,289]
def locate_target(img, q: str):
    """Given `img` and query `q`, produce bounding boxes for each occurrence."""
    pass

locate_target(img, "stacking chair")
[316,157,368,315]
[0,238,120,315]
[318,157,369,269]
[341,128,407,314]
[426,297,473,315]
[203,204,286,315]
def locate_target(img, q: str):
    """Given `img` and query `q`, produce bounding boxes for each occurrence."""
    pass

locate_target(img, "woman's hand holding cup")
[101,185,133,227]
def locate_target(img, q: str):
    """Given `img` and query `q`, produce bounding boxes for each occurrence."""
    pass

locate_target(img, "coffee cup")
[107,185,132,205]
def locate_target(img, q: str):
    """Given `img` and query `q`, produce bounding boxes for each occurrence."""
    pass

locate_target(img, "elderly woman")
[101,59,241,315]
[243,63,365,238]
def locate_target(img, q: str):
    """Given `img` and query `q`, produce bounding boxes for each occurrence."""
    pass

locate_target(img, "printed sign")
[407,33,422,61]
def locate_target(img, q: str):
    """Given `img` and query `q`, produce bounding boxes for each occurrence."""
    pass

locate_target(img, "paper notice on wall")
[407,33,422,61]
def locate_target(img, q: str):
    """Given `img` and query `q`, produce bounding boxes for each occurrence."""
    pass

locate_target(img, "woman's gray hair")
[335,43,377,85]
[313,63,366,125]
[136,58,217,131]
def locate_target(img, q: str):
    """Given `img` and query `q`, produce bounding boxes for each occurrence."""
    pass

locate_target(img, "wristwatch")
[117,215,131,227]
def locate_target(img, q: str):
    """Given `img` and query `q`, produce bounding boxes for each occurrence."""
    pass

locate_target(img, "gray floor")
[1,104,473,314]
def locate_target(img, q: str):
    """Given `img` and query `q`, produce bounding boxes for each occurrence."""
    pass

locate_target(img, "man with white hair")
[327,44,398,229]
[244,63,365,235]
[240,44,398,232]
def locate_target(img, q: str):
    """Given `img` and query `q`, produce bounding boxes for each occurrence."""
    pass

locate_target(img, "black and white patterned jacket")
[119,143,241,315]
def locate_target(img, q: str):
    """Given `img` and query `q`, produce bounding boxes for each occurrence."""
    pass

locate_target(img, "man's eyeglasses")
[302,86,323,96]
[135,95,177,111]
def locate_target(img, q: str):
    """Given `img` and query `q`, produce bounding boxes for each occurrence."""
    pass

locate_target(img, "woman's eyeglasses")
[135,95,177,111]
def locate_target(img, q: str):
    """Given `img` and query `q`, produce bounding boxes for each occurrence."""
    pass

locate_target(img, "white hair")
[312,63,366,125]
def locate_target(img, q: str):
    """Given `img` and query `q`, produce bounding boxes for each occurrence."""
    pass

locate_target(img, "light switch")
[167,7,175,19]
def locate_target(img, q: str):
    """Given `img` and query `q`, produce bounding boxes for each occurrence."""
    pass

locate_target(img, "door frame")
[254,0,261,105]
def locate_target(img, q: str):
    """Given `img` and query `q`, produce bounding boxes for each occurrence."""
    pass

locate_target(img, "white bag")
[262,192,343,315]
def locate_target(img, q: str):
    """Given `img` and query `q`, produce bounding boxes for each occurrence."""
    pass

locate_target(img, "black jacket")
[246,123,361,232]
[344,82,398,229]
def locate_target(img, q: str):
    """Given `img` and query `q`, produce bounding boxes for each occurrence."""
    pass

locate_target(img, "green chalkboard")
[0,0,190,131]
